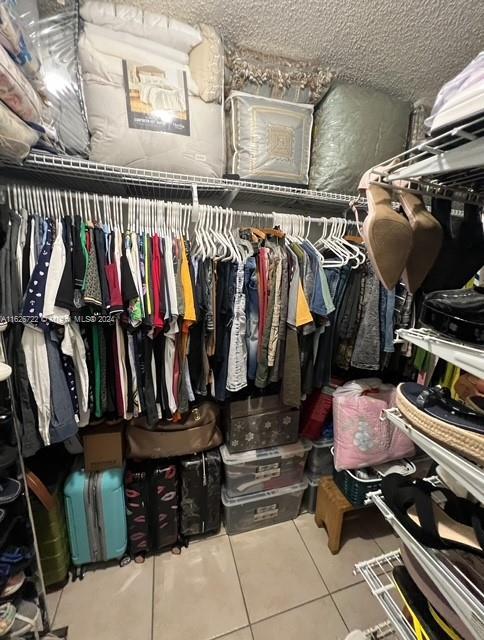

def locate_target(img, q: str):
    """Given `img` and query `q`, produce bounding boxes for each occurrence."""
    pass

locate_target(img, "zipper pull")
[202,453,207,487]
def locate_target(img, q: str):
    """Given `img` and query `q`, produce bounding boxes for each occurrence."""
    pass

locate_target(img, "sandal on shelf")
[455,373,484,416]
[8,600,41,638]
[382,474,484,555]
[0,478,21,505]
[396,190,443,293]
[396,382,484,466]
[359,169,413,290]
[0,571,25,599]
[392,565,456,640]
[0,602,15,637]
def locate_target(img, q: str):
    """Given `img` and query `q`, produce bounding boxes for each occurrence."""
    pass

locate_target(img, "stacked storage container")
[221,396,308,535]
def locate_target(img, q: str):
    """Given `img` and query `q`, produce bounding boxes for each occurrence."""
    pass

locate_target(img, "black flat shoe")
[420,287,484,344]
[382,474,484,556]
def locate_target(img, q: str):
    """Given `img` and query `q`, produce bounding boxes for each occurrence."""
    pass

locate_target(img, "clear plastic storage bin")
[222,480,308,535]
[301,473,321,514]
[308,436,334,475]
[220,440,311,497]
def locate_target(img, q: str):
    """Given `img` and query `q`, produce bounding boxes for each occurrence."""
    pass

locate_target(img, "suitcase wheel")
[120,555,132,567]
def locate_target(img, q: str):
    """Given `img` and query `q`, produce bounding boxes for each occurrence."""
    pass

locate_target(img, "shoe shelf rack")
[354,551,416,640]
[366,489,484,640]
[385,408,484,504]
[0,152,358,216]
[363,619,397,639]
[369,113,484,204]
[395,327,484,380]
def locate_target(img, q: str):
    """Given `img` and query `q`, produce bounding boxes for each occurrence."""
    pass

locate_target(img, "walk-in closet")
[0,1,483,639]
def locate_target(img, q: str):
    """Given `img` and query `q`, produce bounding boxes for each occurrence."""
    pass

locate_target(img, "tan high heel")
[397,190,443,293]
[359,169,413,290]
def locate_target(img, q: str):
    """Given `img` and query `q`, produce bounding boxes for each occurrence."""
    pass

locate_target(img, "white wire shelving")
[370,113,484,204]
[395,327,484,379]
[363,620,398,640]
[367,491,484,640]
[385,408,484,504]
[354,551,415,640]
[0,152,359,215]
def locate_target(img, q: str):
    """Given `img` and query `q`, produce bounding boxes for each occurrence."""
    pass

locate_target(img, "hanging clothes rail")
[2,183,362,229]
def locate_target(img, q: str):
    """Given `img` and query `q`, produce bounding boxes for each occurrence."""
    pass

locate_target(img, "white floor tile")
[45,589,62,626]
[153,535,247,640]
[218,628,253,640]
[231,521,327,623]
[251,597,347,640]
[332,581,387,631]
[295,513,382,592]
[55,558,153,640]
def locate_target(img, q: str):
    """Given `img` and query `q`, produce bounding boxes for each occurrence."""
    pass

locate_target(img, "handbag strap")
[25,471,56,512]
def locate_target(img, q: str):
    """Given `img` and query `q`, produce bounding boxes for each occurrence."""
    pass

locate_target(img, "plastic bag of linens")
[11,0,90,157]
[77,1,225,176]
[332,378,415,471]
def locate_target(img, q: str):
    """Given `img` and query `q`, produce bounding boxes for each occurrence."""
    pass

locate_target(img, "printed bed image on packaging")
[122,60,190,135]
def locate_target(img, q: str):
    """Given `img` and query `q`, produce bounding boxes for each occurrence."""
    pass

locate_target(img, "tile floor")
[47,510,399,640]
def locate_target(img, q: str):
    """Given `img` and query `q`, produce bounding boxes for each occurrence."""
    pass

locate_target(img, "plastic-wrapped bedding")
[309,82,411,195]
[78,1,225,176]
[36,0,90,156]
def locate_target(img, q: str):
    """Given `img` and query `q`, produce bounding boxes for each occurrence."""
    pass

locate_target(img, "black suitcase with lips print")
[124,461,179,555]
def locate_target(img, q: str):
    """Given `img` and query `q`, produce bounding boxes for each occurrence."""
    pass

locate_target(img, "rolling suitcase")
[125,461,179,556]
[151,462,179,551]
[27,472,70,588]
[64,467,127,579]
[125,463,150,556]
[179,449,221,538]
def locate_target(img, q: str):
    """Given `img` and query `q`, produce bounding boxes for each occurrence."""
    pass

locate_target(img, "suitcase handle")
[26,471,56,511]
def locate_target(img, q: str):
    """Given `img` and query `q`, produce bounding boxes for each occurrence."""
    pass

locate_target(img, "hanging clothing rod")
[2,183,361,227]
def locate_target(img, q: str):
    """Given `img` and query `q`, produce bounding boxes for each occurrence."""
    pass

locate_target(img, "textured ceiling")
[113,0,484,103]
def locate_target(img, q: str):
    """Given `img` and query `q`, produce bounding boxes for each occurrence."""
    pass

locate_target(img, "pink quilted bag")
[333,378,415,471]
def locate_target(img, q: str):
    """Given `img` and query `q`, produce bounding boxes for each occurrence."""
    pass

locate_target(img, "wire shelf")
[385,408,484,503]
[363,620,397,640]
[0,152,359,215]
[370,114,484,204]
[354,551,416,640]
[396,327,484,379]
[367,491,484,640]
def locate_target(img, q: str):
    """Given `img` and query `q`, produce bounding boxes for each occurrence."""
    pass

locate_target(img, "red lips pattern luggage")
[124,461,178,556]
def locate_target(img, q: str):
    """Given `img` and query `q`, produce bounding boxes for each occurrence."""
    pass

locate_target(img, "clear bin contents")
[220,440,311,497]
[222,480,308,535]
[308,436,334,475]
[301,473,321,514]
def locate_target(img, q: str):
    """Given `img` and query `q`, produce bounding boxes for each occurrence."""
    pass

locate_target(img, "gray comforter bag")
[309,83,411,195]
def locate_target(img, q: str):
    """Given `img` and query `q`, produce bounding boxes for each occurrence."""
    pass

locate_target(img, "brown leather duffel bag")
[126,403,222,459]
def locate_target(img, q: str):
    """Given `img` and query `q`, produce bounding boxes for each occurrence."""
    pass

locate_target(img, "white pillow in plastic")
[80,1,202,52]
[227,92,313,185]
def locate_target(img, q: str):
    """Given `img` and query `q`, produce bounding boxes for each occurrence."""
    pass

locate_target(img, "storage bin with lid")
[223,395,299,453]
[301,473,321,514]
[220,440,311,497]
[222,479,308,535]
[308,436,334,475]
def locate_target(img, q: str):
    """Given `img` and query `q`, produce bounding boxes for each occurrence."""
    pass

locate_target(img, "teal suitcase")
[64,467,127,579]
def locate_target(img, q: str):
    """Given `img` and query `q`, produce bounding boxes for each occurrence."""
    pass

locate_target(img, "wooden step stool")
[314,476,355,554]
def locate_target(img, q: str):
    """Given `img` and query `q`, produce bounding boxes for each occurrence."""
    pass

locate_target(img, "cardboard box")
[82,425,124,472]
